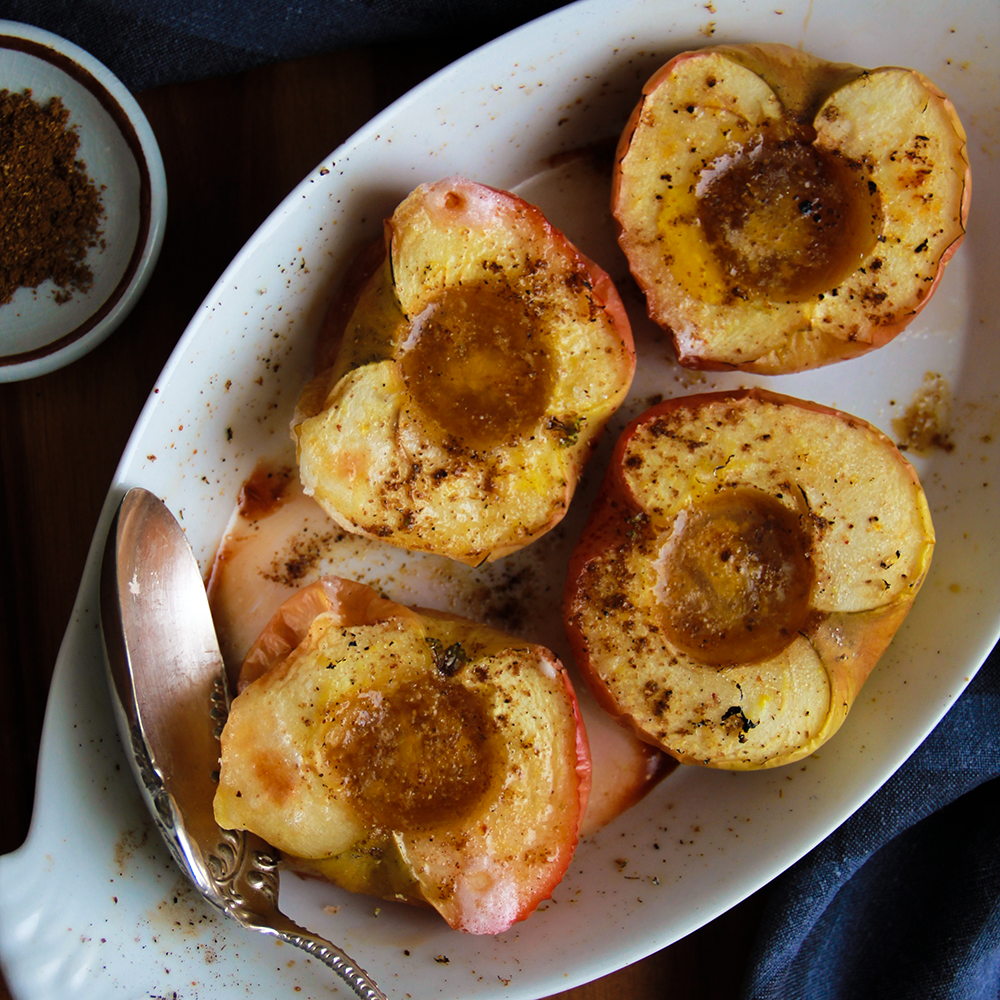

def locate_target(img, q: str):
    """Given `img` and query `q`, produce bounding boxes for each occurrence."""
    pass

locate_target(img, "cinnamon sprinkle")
[0,88,105,306]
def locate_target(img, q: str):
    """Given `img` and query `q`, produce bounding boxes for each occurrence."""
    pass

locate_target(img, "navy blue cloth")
[9,3,1000,996]
[2,0,572,92]
[743,646,1000,1000]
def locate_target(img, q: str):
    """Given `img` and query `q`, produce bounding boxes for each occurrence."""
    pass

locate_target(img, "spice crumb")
[0,88,105,306]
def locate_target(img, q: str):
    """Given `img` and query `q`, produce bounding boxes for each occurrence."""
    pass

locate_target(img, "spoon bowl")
[99,486,388,1000]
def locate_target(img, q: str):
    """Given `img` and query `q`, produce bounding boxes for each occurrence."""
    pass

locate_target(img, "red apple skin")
[563,388,935,769]
[611,44,971,374]
[293,176,636,566]
[216,576,591,934]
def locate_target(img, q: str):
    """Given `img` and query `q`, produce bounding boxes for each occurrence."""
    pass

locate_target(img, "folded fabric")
[742,644,1000,1000]
[4,0,571,92]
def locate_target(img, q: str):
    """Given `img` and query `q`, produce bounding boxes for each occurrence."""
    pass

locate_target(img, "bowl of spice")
[0,20,166,382]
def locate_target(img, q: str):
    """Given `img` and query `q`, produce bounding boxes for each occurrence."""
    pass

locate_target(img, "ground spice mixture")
[0,88,105,306]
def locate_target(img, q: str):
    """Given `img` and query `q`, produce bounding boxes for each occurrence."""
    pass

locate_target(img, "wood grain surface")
[0,39,766,1000]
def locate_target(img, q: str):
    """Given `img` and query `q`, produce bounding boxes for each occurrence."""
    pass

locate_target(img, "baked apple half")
[563,389,934,769]
[292,176,635,566]
[214,577,591,934]
[612,43,970,374]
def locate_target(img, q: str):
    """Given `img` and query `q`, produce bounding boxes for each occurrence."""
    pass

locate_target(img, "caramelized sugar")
[236,462,295,520]
[400,282,554,450]
[334,677,498,829]
[655,488,814,665]
[697,136,881,301]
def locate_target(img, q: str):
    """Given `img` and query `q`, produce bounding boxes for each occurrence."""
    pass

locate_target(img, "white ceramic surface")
[0,20,166,382]
[1,0,998,997]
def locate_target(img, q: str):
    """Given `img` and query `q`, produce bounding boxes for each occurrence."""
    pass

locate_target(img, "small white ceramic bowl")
[0,20,167,382]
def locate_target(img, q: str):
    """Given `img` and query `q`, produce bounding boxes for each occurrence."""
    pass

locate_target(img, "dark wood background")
[0,39,766,1000]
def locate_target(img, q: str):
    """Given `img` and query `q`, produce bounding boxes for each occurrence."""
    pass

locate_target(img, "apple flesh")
[563,389,935,769]
[293,176,635,566]
[204,462,674,836]
[214,576,591,934]
[611,43,971,374]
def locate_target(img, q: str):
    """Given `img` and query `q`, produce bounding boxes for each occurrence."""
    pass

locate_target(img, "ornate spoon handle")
[204,816,389,999]
[266,919,390,1000]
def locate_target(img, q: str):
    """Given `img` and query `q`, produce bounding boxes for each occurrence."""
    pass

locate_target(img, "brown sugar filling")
[400,281,555,450]
[331,677,499,830]
[654,487,814,665]
[697,134,881,301]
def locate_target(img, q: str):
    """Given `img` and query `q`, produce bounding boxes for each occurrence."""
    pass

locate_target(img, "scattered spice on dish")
[893,372,955,453]
[0,87,105,306]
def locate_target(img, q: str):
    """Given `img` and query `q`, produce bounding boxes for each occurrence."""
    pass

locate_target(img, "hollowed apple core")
[330,677,500,829]
[400,282,555,450]
[654,487,815,665]
[696,136,881,302]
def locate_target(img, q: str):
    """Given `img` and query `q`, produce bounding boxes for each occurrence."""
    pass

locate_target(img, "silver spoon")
[100,486,388,1000]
